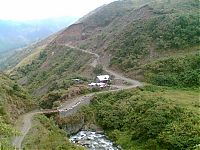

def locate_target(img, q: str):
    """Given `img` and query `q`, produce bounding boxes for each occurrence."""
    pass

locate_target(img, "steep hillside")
[10,43,94,101]
[66,86,200,149]
[8,0,199,84]
[0,33,57,71]
[0,16,78,71]
[3,0,199,149]
[7,0,199,111]
[0,73,35,148]
[143,53,200,87]
[22,115,84,150]
[0,73,35,122]
[51,0,199,84]
[108,5,199,70]
[52,0,151,45]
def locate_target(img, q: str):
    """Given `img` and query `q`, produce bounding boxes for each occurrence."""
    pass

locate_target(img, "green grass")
[0,73,35,123]
[22,115,84,150]
[0,73,35,149]
[106,0,199,72]
[11,45,93,97]
[143,53,200,87]
[140,85,200,110]
[9,45,97,110]
[67,85,200,150]
[158,89,199,108]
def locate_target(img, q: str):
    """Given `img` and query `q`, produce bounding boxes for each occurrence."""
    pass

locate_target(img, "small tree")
[93,65,103,76]
[13,83,20,91]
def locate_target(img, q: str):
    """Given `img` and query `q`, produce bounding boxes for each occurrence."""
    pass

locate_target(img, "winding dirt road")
[12,112,38,148]
[65,44,142,87]
[12,45,142,149]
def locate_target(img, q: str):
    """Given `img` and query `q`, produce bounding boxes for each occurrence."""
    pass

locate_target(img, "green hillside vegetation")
[68,0,200,89]
[109,0,199,71]
[22,115,84,150]
[0,74,35,122]
[0,73,35,148]
[9,44,95,110]
[143,53,200,87]
[12,45,93,96]
[73,0,199,82]
[9,0,199,90]
[1,0,199,149]
[0,118,18,149]
[80,0,136,27]
[0,34,55,71]
[70,86,199,150]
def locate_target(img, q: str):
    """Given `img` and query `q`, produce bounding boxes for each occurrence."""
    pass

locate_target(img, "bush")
[12,83,20,91]
[109,8,199,71]
[93,65,103,75]
[79,88,200,149]
[144,53,200,87]
[39,91,62,109]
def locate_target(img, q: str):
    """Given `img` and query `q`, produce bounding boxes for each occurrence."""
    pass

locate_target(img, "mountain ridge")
[0,16,79,53]
[1,0,199,149]
[6,0,199,93]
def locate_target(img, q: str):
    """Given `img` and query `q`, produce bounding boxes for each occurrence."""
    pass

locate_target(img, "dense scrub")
[0,117,19,149]
[143,53,200,87]
[22,115,84,150]
[0,73,35,148]
[0,74,35,122]
[152,13,199,50]
[109,0,199,71]
[76,86,200,150]
[9,45,95,111]
[39,84,89,109]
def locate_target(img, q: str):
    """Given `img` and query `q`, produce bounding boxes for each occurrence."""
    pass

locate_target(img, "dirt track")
[12,45,142,149]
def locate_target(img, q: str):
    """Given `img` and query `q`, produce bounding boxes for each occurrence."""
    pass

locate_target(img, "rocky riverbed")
[69,131,120,150]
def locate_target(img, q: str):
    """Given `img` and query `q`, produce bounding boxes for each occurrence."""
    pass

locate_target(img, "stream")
[69,131,120,150]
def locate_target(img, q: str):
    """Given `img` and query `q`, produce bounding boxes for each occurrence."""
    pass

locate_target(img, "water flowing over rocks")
[70,131,120,150]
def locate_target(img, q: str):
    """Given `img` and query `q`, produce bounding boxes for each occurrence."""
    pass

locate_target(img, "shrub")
[79,88,200,149]
[144,53,200,87]
[39,91,62,109]
[93,65,103,75]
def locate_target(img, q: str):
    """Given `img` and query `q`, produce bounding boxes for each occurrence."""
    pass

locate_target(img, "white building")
[88,82,106,88]
[88,75,110,89]
[96,75,110,83]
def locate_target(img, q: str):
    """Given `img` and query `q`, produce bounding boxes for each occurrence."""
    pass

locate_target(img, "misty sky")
[0,0,116,20]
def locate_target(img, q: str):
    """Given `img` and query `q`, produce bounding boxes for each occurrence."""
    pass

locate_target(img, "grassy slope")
[108,0,199,72]
[3,0,199,149]
[0,34,56,71]
[143,52,200,87]
[73,0,199,88]
[22,115,84,150]
[73,0,199,83]
[8,0,199,93]
[0,74,35,123]
[11,45,93,97]
[0,73,35,148]
[9,44,96,111]
[70,86,199,150]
